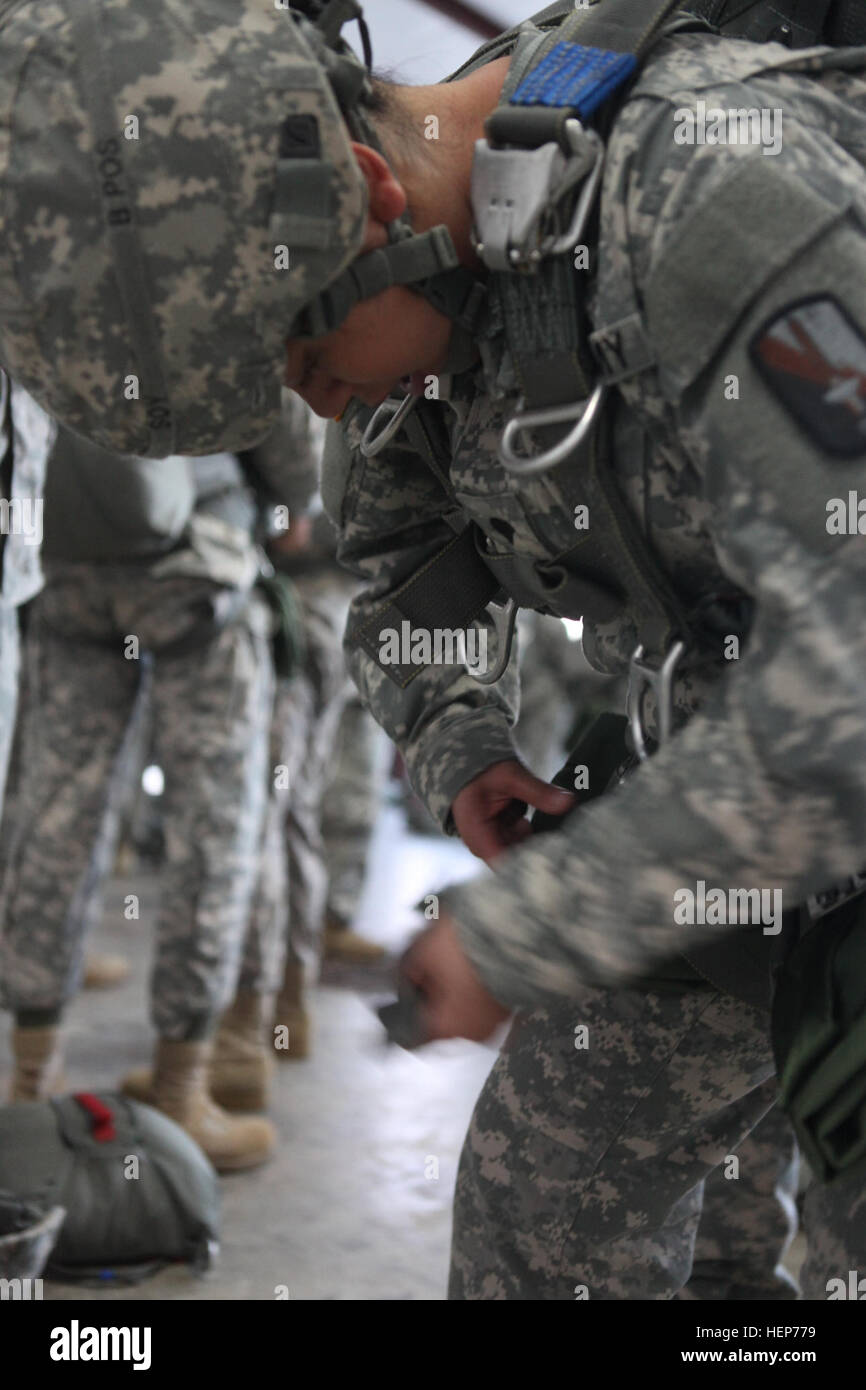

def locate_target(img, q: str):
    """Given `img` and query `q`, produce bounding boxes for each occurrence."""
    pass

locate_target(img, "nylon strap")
[298,225,462,337]
[350,524,501,688]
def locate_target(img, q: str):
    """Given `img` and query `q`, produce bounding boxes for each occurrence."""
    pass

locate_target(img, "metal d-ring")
[464,598,518,685]
[626,639,686,763]
[359,392,417,458]
[499,383,607,476]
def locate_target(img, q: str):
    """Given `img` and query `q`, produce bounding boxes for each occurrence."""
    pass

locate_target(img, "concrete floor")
[0,799,496,1301]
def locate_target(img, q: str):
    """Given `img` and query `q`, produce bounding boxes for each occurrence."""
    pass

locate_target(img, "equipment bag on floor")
[0,1092,220,1283]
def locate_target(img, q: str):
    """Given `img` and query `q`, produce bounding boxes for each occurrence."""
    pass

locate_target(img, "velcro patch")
[750,295,866,457]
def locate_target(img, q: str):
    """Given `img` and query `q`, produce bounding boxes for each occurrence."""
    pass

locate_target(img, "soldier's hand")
[268,514,313,556]
[403,916,510,1043]
[451,759,575,864]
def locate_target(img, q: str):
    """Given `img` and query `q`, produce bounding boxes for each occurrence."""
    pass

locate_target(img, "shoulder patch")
[749,295,866,458]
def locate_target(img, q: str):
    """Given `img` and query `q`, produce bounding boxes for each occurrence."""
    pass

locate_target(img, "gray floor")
[0,801,496,1301]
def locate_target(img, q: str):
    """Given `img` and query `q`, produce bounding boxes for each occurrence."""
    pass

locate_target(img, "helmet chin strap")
[295,211,488,345]
[291,4,488,348]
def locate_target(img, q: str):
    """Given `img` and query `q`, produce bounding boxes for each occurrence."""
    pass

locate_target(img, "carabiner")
[500,383,606,476]
[626,640,686,762]
[541,122,605,259]
[464,598,518,685]
[359,392,417,458]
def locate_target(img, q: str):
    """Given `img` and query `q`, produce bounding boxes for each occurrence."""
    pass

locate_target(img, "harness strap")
[349,524,501,688]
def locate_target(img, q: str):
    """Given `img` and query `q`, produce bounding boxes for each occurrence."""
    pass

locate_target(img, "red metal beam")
[414,0,507,39]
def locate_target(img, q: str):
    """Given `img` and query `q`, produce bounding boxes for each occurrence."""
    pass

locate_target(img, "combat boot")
[10,1025,64,1102]
[323,911,386,965]
[149,1039,275,1173]
[208,990,273,1112]
[272,958,310,1060]
[83,953,131,989]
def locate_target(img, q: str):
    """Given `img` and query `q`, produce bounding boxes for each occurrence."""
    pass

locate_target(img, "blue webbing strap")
[511,43,637,119]
[503,0,684,128]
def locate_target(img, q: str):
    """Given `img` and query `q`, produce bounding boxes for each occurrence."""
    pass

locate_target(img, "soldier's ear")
[351,142,407,248]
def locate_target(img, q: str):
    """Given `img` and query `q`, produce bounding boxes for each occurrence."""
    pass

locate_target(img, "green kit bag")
[0,1092,220,1283]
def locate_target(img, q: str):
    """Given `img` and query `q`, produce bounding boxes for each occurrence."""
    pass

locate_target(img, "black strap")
[350,525,501,688]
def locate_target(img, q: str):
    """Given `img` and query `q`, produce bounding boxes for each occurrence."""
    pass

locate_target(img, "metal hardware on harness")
[471,120,604,274]
[626,639,686,762]
[500,382,606,476]
[807,869,866,923]
[359,391,417,458]
[464,597,517,685]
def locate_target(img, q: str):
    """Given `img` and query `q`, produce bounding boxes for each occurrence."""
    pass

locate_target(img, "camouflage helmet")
[0,0,374,456]
[0,0,478,457]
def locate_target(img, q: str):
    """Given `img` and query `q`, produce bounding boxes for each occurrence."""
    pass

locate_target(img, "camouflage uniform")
[321,691,391,926]
[241,508,387,990]
[242,549,354,989]
[0,377,54,814]
[323,29,866,1297]
[0,439,275,1041]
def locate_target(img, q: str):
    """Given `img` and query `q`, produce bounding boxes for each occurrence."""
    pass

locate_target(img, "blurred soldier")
[321,691,390,962]
[234,508,386,1091]
[0,392,316,1171]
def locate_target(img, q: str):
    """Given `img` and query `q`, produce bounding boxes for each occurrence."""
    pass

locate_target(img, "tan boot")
[119,1064,154,1105]
[272,959,310,1061]
[123,994,274,1112]
[10,1026,64,1102]
[150,1039,275,1173]
[323,912,386,965]
[209,991,273,1112]
[83,953,131,989]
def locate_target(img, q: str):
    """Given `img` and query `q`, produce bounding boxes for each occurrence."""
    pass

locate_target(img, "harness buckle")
[807,871,866,922]
[464,597,518,685]
[471,120,604,274]
[500,382,607,476]
[626,639,686,762]
[359,391,417,458]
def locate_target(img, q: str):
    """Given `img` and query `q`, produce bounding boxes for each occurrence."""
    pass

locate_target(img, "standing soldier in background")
[242,505,387,1084]
[0,391,317,1171]
[320,689,390,962]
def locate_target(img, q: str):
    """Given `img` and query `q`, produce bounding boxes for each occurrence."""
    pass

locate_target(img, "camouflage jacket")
[322,30,866,1010]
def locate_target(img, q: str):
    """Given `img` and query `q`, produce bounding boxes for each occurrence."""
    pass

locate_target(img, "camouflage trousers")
[0,564,274,1039]
[321,692,391,925]
[0,601,19,816]
[241,571,353,990]
[448,981,857,1300]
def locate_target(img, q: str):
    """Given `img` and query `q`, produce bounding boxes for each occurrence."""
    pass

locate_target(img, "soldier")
[1,0,863,1298]
[286,4,866,1299]
[320,689,391,960]
[0,396,315,1171]
[243,506,387,1081]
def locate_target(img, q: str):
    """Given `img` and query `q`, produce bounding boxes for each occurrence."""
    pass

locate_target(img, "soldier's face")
[284,284,453,419]
[284,138,460,418]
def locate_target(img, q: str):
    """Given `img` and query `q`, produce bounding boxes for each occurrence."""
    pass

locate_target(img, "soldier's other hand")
[451,759,575,865]
[268,513,313,556]
[403,917,510,1043]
